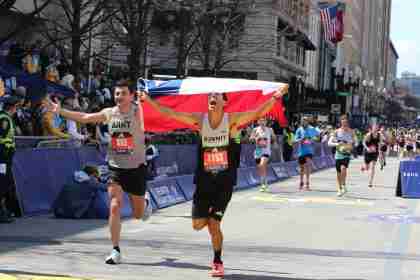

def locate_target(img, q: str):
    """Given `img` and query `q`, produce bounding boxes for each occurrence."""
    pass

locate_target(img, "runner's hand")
[43,96,61,113]
[137,90,148,102]
[273,84,289,99]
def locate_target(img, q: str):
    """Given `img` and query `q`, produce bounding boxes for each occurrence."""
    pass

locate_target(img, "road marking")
[252,195,374,206]
[384,201,420,280]
[0,274,91,280]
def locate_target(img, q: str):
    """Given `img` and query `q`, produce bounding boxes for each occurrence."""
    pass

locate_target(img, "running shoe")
[342,185,348,195]
[105,249,121,265]
[210,262,224,277]
[337,190,343,197]
[142,198,153,221]
[259,184,267,192]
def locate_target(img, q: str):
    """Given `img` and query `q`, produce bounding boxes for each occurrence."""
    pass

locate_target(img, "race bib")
[368,145,377,153]
[302,139,312,145]
[111,132,134,154]
[203,148,228,173]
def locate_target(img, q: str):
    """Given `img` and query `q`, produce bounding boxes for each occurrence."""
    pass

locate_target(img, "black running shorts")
[364,153,378,165]
[255,154,270,165]
[192,173,234,222]
[108,164,147,196]
[298,154,313,165]
[335,158,350,172]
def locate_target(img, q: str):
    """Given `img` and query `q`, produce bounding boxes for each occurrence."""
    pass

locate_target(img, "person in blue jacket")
[294,116,320,190]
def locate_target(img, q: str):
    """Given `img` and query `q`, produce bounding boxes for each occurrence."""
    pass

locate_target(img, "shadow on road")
[125,258,291,276]
[223,275,364,280]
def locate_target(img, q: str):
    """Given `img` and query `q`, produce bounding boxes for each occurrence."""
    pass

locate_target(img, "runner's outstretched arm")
[230,85,288,129]
[43,97,107,124]
[139,91,201,128]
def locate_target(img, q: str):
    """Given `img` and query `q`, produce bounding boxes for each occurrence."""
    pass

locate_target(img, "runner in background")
[379,126,389,170]
[362,124,384,188]
[294,116,320,191]
[250,118,277,192]
[328,115,357,196]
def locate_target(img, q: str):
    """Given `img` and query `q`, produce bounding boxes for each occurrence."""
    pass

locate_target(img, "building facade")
[387,40,399,89]
[399,72,420,97]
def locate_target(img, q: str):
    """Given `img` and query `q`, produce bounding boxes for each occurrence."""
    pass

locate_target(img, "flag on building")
[138,77,288,132]
[319,2,345,44]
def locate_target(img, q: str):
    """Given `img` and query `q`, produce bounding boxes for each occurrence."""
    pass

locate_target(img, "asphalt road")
[1,158,419,280]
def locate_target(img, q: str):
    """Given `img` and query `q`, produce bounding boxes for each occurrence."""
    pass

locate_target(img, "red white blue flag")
[319,2,345,43]
[139,77,288,132]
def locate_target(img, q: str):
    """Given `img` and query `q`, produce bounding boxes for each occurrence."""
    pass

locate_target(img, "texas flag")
[139,77,288,132]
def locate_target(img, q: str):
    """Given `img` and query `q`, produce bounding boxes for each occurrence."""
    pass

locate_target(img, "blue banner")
[399,161,420,198]
[271,163,290,180]
[175,175,195,201]
[284,161,300,177]
[148,178,186,208]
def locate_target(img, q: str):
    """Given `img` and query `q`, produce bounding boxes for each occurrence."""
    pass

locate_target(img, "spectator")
[62,96,89,145]
[145,137,159,179]
[0,95,21,222]
[283,126,294,162]
[7,42,25,70]
[38,95,70,139]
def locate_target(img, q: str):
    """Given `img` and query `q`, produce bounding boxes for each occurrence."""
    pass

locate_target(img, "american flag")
[319,3,344,43]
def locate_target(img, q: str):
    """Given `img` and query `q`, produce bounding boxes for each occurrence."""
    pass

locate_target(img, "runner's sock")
[214,250,223,264]
[113,246,120,253]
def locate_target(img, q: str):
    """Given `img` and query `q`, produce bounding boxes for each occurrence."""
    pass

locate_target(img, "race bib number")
[203,148,228,173]
[111,132,134,154]
[257,138,268,148]
[368,145,377,153]
[302,139,312,145]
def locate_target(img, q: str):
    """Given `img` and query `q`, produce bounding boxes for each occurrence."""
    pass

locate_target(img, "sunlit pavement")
[2,158,419,280]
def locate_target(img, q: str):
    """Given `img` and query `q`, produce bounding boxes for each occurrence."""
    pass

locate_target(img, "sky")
[391,0,420,77]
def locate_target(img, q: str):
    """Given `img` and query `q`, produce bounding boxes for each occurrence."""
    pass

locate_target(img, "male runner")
[250,118,276,192]
[294,116,320,191]
[45,80,152,264]
[328,115,357,196]
[139,85,288,277]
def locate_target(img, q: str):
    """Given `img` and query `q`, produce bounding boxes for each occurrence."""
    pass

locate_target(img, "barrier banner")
[147,178,186,208]
[88,191,132,219]
[175,175,195,201]
[236,169,252,190]
[242,167,260,186]
[311,159,319,171]
[155,145,197,176]
[13,149,80,216]
[271,163,290,180]
[284,161,299,177]
[315,157,328,170]
[398,161,420,198]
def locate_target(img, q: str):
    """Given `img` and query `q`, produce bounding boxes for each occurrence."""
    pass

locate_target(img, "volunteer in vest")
[362,124,384,188]
[44,80,152,265]
[294,116,320,191]
[139,85,288,277]
[0,95,20,223]
[250,118,276,192]
[328,115,357,197]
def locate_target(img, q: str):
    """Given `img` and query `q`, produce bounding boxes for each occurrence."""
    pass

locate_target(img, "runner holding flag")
[138,82,288,277]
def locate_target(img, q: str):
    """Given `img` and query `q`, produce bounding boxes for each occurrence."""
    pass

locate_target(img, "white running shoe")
[105,249,121,265]
[142,198,153,221]
[337,190,343,197]
[342,185,348,195]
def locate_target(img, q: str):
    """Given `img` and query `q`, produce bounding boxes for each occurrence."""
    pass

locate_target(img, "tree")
[105,0,154,81]
[0,0,53,45]
[191,0,255,76]
[39,0,115,76]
